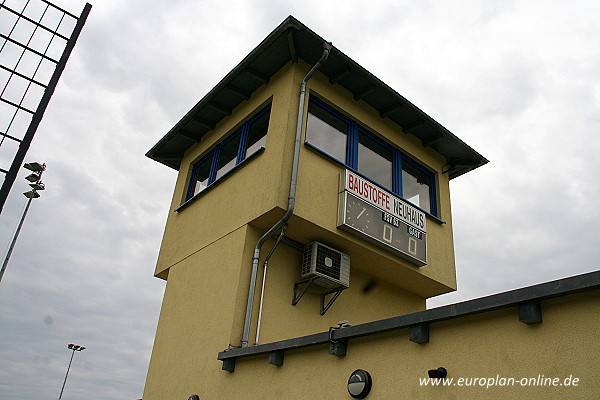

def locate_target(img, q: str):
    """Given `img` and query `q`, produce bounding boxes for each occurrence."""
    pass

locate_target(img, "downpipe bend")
[240,41,332,347]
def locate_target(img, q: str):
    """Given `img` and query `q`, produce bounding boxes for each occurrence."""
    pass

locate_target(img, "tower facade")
[143,16,599,400]
[143,16,487,399]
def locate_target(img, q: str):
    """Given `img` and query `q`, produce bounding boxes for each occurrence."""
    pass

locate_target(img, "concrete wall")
[144,222,426,398]
[145,286,599,399]
[221,290,599,400]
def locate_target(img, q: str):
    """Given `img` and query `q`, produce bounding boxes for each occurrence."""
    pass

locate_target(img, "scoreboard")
[337,170,427,266]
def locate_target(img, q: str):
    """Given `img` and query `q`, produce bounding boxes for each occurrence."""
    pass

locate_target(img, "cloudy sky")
[0,0,598,398]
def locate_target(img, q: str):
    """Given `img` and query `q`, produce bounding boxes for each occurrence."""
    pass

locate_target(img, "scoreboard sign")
[337,170,427,266]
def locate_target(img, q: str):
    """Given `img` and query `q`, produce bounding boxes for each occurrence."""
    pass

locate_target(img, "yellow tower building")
[143,16,599,400]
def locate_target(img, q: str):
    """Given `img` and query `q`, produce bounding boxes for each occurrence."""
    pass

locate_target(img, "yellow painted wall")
[143,224,255,400]
[146,289,600,399]
[154,60,457,296]
[246,236,424,345]
[144,222,425,399]
[153,63,299,279]
[292,64,456,295]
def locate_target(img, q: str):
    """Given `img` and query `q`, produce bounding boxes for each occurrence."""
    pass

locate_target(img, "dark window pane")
[246,109,270,157]
[215,134,242,180]
[402,162,432,213]
[192,154,213,196]
[306,102,348,162]
[358,133,392,189]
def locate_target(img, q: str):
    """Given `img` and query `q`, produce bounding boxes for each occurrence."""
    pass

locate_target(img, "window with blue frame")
[186,104,271,201]
[305,97,437,216]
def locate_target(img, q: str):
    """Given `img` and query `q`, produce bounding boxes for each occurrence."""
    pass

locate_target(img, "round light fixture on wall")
[188,395,200,400]
[348,369,372,398]
[428,367,447,379]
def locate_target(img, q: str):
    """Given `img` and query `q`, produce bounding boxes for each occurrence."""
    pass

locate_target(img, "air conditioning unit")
[301,242,350,289]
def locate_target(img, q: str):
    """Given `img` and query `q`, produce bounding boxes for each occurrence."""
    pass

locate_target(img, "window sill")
[304,142,446,224]
[175,147,265,212]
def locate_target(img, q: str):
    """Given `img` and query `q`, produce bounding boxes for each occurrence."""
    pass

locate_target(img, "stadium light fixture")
[59,343,86,399]
[0,163,46,284]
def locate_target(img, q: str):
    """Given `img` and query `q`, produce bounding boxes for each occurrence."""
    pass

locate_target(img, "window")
[192,154,213,195]
[305,97,437,216]
[246,110,269,157]
[358,132,392,189]
[186,104,271,200]
[306,101,348,162]
[402,160,432,213]
[215,133,242,180]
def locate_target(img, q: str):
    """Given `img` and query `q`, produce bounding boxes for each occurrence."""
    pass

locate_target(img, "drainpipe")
[254,226,286,346]
[241,41,332,347]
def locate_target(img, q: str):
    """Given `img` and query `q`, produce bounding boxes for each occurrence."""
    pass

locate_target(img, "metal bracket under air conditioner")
[320,286,347,315]
[292,277,348,315]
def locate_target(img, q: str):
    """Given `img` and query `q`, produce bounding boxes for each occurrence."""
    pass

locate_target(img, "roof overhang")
[146,16,488,179]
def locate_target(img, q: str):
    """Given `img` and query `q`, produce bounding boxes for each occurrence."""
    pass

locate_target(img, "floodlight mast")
[59,343,86,399]
[0,163,46,284]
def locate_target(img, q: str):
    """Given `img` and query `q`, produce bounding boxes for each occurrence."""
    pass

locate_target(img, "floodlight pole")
[0,162,45,284]
[0,193,35,284]
[58,348,76,400]
[59,344,85,400]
